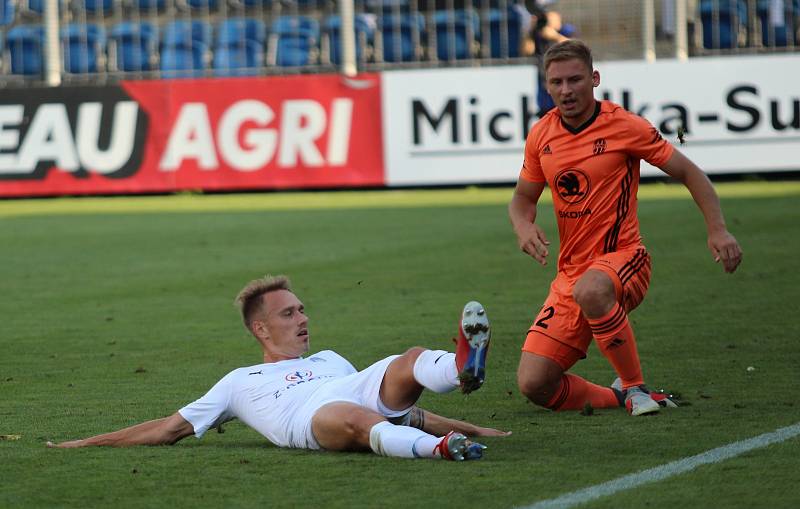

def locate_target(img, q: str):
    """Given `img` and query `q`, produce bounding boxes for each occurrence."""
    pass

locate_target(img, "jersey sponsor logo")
[593,138,607,155]
[542,144,552,155]
[285,370,313,382]
[554,168,591,204]
[558,208,592,218]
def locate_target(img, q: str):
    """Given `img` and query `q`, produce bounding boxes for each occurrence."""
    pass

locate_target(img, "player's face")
[262,289,309,358]
[545,58,600,127]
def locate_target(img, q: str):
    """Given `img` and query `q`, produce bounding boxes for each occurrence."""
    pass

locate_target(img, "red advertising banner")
[0,73,384,197]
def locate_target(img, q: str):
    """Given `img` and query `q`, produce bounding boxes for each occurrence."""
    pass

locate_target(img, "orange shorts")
[522,246,652,370]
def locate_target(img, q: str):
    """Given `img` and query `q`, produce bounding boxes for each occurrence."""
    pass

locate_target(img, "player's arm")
[46,412,195,448]
[405,407,510,438]
[660,149,743,273]
[509,178,550,265]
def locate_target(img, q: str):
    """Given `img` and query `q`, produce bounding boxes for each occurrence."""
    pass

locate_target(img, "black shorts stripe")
[603,159,635,254]
[620,251,650,286]
[618,248,647,285]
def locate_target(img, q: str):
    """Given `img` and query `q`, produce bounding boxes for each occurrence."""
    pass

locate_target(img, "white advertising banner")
[382,65,538,186]
[382,54,800,185]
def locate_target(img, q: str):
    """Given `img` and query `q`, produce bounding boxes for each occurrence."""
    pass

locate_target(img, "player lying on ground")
[48,275,507,461]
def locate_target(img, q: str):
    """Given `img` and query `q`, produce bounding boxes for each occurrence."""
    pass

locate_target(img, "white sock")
[368,421,443,459]
[412,349,458,393]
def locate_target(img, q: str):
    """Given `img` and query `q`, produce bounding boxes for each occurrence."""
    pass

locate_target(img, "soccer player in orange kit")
[509,40,743,415]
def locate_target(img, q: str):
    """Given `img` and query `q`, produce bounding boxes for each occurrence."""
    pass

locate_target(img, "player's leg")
[310,402,483,460]
[518,279,621,411]
[378,301,491,412]
[576,248,660,415]
[518,337,621,411]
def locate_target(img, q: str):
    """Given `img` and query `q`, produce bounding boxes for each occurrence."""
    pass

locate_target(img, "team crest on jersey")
[593,138,607,155]
[285,370,313,382]
[555,168,591,204]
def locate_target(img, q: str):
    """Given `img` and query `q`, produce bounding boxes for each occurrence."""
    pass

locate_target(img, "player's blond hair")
[543,39,594,75]
[235,275,292,334]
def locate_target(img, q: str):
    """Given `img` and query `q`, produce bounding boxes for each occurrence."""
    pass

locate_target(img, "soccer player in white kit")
[48,275,508,460]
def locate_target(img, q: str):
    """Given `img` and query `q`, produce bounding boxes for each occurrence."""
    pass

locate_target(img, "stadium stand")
[486,5,528,58]
[699,0,747,48]
[62,23,105,73]
[213,17,266,75]
[160,19,211,77]
[1,0,15,26]
[109,21,157,72]
[0,0,797,84]
[324,13,376,64]
[378,11,425,62]
[6,25,44,75]
[432,9,479,60]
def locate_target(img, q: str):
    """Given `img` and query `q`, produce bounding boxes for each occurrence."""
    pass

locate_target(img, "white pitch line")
[522,422,800,509]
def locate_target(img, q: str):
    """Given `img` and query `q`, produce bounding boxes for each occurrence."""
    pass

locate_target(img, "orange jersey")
[520,100,674,276]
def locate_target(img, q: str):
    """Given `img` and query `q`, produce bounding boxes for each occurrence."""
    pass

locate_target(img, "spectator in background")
[523,0,577,116]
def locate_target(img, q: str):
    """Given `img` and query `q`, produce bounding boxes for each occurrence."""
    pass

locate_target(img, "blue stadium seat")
[271,15,319,66]
[161,20,211,77]
[187,0,218,10]
[213,44,263,75]
[487,6,527,58]
[217,17,266,47]
[6,25,44,75]
[379,12,424,62]
[1,0,15,26]
[26,0,63,13]
[324,13,376,64]
[213,18,266,76]
[110,21,157,71]
[242,0,276,8]
[700,0,747,48]
[756,0,799,46]
[432,9,479,60]
[61,23,105,73]
[136,0,166,10]
[84,0,114,13]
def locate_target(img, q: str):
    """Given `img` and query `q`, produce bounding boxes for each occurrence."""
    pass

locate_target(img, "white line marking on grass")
[523,422,800,509]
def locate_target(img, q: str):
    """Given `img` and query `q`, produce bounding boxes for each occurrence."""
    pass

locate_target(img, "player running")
[510,40,742,416]
[48,275,505,460]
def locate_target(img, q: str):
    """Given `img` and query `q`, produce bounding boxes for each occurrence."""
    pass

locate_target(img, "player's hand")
[468,425,512,438]
[708,229,742,273]
[46,439,85,448]
[516,223,550,265]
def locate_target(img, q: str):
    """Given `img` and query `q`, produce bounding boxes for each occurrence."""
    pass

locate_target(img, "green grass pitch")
[1,181,799,508]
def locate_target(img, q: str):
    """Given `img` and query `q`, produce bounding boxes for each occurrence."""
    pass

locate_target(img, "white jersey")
[179,350,358,448]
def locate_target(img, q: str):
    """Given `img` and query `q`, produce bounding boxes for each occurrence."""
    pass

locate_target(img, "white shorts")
[287,354,411,450]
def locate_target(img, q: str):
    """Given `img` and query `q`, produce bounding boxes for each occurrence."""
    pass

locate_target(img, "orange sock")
[545,373,622,411]
[588,302,644,389]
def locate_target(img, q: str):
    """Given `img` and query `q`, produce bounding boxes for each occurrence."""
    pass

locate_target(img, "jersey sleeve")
[178,371,237,438]
[624,113,674,167]
[519,127,546,183]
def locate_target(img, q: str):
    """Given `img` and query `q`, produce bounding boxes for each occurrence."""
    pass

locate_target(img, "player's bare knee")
[517,371,559,406]
[402,347,426,363]
[573,271,615,316]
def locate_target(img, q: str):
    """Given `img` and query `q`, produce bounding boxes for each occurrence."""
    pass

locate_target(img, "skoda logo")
[555,168,591,205]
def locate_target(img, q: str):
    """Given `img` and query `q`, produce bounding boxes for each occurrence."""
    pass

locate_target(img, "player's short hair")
[235,275,292,334]
[543,39,593,74]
